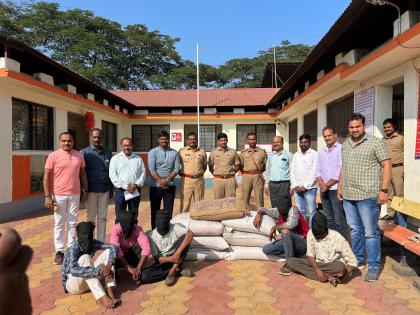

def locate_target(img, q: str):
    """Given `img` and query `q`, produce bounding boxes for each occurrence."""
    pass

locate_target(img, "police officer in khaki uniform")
[208,133,240,199]
[239,131,267,207]
[382,118,404,220]
[179,131,207,212]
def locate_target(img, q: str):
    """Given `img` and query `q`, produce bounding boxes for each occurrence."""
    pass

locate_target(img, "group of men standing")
[43,112,403,285]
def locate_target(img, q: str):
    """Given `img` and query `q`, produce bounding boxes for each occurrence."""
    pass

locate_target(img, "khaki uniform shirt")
[383,132,404,165]
[208,147,240,175]
[239,147,267,172]
[179,146,207,176]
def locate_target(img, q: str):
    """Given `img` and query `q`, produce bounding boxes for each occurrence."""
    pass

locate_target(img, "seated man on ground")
[109,212,151,283]
[145,210,194,286]
[279,212,357,286]
[254,196,309,259]
[61,222,120,309]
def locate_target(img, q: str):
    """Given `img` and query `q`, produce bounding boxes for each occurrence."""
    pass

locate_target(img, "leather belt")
[214,174,235,179]
[180,173,203,179]
[242,170,262,175]
[392,163,403,168]
[270,180,290,184]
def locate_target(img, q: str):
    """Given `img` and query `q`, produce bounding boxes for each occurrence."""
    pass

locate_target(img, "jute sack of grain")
[222,211,276,236]
[223,228,272,247]
[185,248,232,261]
[170,213,224,236]
[228,246,285,262]
[191,236,230,251]
[190,197,247,221]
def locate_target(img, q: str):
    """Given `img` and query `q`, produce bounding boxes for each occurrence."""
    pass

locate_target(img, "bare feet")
[106,287,122,306]
[98,294,114,310]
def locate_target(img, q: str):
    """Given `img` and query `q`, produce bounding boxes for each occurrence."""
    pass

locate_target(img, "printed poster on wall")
[354,87,375,135]
[415,87,420,159]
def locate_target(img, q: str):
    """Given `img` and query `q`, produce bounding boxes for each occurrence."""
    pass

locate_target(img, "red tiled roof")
[110,88,278,107]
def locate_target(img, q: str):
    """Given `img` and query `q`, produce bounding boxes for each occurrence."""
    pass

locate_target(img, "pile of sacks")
[170,197,283,261]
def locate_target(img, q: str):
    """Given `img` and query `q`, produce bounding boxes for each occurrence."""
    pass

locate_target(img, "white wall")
[0,89,12,203]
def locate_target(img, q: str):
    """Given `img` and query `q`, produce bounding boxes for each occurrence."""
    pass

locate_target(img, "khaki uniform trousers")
[212,177,237,199]
[180,177,205,212]
[241,174,264,207]
[387,165,404,216]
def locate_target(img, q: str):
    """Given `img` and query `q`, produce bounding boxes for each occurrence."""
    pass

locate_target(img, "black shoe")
[278,265,293,276]
[54,251,64,265]
[382,215,394,222]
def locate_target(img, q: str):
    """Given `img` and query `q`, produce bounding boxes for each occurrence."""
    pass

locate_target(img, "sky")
[14,0,351,66]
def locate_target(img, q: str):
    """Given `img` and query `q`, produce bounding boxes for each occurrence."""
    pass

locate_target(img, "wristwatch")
[44,195,51,198]
[380,188,389,193]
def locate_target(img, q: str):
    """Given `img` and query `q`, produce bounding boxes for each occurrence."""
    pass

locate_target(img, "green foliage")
[0,2,312,89]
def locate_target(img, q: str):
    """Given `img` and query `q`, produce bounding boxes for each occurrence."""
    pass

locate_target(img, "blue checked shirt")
[263,149,293,185]
[148,146,180,187]
[61,240,118,292]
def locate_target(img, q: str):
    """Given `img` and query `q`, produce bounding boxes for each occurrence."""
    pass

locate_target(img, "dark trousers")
[269,181,291,209]
[321,190,348,239]
[141,235,189,284]
[262,232,307,259]
[115,240,142,269]
[286,257,347,280]
[114,188,141,223]
[150,186,176,229]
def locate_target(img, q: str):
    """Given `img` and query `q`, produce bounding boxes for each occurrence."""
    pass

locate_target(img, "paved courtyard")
[1,189,420,315]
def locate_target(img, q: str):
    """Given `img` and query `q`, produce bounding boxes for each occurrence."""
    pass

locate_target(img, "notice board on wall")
[415,90,420,159]
[354,87,375,135]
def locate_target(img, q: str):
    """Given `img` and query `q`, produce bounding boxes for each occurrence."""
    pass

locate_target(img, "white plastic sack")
[222,211,277,236]
[185,248,232,261]
[223,228,272,247]
[228,246,285,262]
[170,213,224,236]
[191,236,230,251]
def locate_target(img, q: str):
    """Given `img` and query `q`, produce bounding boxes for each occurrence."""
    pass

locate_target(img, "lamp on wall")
[365,0,401,34]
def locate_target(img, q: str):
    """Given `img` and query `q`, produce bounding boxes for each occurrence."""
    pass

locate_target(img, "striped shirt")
[109,152,146,189]
[263,149,293,185]
[341,134,390,200]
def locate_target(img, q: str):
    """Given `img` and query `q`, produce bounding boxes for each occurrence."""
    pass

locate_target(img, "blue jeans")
[262,232,307,259]
[294,188,317,226]
[343,198,381,271]
[321,190,348,239]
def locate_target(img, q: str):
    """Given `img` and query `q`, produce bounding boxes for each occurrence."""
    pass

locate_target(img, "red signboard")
[171,132,182,142]
[416,92,420,159]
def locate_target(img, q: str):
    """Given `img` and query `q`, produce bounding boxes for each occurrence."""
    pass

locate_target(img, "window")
[236,124,276,150]
[184,124,222,152]
[101,121,117,152]
[288,119,298,153]
[12,98,53,150]
[327,94,354,143]
[132,125,170,152]
[304,110,318,150]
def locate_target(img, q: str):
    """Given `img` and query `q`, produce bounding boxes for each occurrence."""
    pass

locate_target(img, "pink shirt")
[45,149,85,195]
[109,224,151,259]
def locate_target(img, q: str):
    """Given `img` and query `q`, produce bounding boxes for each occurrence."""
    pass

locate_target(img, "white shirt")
[147,223,187,257]
[290,148,318,190]
[109,151,146,189]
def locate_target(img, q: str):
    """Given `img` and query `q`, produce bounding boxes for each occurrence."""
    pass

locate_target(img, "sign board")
[171,132,182,142]
[415,87,420,159]
[354,87,375,135]
[244,144,272,153]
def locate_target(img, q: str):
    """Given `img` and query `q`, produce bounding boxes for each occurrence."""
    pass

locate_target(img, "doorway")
[67,112,89,150]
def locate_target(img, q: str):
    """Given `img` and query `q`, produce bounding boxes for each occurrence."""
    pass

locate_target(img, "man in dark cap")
[61,222,120,309]
[254,196,309,260]
[279,212,357,286]
[145,210,194,286]
[109,212,151,282]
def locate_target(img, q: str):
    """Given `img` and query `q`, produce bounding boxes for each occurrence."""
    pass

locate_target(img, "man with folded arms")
[179,132,207,212]
[279,212,357,287]
[208,133,240,199]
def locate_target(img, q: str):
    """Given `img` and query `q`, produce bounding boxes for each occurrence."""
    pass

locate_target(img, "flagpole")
[196,43,200,147]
